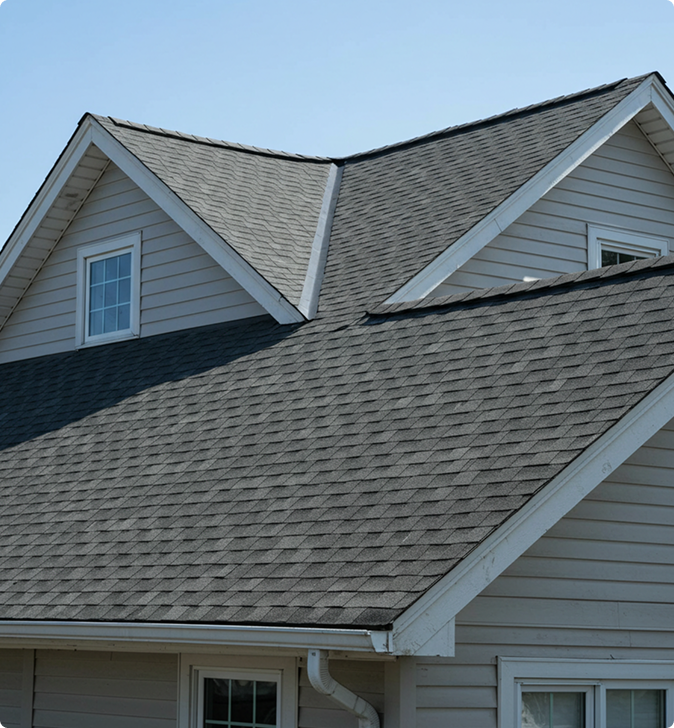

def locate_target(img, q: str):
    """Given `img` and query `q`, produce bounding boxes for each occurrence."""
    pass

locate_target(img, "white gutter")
[308,648,380,728]
[0,620,392,653]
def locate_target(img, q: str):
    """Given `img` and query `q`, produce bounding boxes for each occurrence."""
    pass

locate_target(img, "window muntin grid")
[606,689,664,728]
[522,691,585,728]
[87,251,132,337]
[203,677,277,728]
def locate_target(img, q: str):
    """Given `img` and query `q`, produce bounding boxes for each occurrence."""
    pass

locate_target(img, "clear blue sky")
[1,0,673,245]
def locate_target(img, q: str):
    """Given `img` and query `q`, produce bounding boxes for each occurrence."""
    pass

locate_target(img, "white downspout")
[307,648,380,728]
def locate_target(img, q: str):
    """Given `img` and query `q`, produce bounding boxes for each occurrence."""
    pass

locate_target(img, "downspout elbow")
[307,648,380,728]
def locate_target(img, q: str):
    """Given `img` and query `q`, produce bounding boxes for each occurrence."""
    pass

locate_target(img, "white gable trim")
[384,75,659,304]
[88,120,304,324]
[297,163,343,319]
[0,121,95,284]
[391,367,674,656]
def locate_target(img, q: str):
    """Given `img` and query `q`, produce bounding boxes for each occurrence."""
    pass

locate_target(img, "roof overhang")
[385,73,674,304]
[0,619,392,655]
[0,115,305,327]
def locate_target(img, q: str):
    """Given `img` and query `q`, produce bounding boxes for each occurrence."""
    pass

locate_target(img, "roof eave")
[0,619,392,655]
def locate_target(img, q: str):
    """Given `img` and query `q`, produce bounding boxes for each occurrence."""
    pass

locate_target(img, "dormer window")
[588,225,668,269]
[76,233,141,347]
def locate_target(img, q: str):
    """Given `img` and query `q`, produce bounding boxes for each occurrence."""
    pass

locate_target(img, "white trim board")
[384,74,660,304]
[391,367,674,657]
[298,163,343,319]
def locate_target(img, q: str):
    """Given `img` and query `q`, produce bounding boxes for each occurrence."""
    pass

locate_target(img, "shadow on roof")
[0,315,299,453]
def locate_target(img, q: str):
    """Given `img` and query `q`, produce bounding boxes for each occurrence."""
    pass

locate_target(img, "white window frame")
[587,225,668,269]
[178,654,298,728]
[499,657,674,728]
[75,232,141,347]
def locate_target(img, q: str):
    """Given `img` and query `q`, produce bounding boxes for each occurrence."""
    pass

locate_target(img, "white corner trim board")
[298,163,343,319]
[384,74,658,304]
[391,368,674,657]
[88,119,305,325]
[308,649,380,728]
[0,619,392,654]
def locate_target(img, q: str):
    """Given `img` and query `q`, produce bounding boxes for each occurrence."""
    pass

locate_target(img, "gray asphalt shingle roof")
[2,256,674,627]
[321,74,649,313]
[94,116,332,308]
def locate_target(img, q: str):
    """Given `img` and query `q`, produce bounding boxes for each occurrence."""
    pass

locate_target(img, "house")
[2,70,674,727]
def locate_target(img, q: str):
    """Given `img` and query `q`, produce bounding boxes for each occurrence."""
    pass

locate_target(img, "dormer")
[0,115,342,364]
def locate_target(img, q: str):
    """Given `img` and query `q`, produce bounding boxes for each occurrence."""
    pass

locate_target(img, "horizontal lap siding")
[33,650,177,728]
[0,649,23,728]
[0,162,266,363]
[433,121,674,296]
[417,418,674,728]
[298,660,384,728]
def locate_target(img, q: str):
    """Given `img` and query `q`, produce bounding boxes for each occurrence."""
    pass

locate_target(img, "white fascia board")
[0,620,392,654]
[385,76,656,304]
[297,163,343,319]
[0,119,95,285]
[89,120,304,325]
[391,368,674,656]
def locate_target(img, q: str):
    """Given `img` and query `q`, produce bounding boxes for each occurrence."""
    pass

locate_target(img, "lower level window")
[203,675,278,728]
[179,655,297,728]
[499,658,673,728]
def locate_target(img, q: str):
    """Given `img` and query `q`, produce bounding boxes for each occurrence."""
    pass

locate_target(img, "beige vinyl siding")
[0,162,266,364]
[0,649,23,728]
[416,417,674,728]
[32,650,177,728]
[433,120,674,296]
[298,660,384,728]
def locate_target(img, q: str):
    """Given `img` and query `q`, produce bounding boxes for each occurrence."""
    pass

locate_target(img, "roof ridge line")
[368,253,674,317]
[93,115,335,164]
[341,73,655,162]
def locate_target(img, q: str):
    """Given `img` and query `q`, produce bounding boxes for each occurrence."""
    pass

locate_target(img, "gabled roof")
[321,73,672,313]
[0,115,339,328]
[2,256,674,639]
[92,116,334,308]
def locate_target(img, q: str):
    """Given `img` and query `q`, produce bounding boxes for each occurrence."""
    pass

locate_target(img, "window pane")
[90,283,104,310]
[204,678,229,722]
[103,306,117,334]
[90,259,105,284]
[117,303,130,331]
[104,281,117,307]
[104,255,118,280]
[522,692,584,728]
[118,277,131,304]
[231,679,255,723]
[607,689,663,728]
[602,250,619,266]
[118,252,132,278]
[89,310,103,337]
[256,682,277,727]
